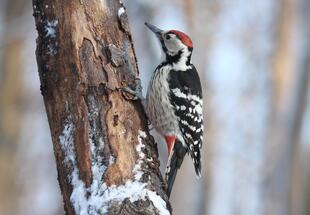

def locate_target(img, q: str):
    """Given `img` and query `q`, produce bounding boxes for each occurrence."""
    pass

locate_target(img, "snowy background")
[0,0,310,215]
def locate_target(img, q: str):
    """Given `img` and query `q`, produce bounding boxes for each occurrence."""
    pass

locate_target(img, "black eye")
[165,34,171,40]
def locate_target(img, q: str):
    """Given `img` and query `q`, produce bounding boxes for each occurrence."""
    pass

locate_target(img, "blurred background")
[1,0,310,214]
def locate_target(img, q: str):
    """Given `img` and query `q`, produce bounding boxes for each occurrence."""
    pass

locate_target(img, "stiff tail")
[191,149,201,178]
[165,140,187,198]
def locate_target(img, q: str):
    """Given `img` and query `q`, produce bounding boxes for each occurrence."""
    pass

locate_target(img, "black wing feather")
[168,65,203,176]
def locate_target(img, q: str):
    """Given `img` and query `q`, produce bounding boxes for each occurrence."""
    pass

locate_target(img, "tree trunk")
[32,0,171,214]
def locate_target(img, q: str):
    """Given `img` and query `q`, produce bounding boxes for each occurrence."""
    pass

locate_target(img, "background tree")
[0,0,28,214]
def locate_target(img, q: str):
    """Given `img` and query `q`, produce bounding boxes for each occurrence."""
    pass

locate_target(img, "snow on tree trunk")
[32,0,171,214]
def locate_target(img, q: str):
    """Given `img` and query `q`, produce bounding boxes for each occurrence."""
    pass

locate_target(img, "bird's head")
[145,22,193,63]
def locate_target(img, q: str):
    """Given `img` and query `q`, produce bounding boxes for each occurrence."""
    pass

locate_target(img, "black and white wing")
[168,65,203,176]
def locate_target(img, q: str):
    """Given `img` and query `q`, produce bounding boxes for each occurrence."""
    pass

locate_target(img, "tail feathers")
[165,140,187,198]
[194,161,201,178]
[166,163,177,198]
[191,150,201,178]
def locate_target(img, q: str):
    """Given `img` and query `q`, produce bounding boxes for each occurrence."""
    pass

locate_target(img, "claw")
[120,78,143,101]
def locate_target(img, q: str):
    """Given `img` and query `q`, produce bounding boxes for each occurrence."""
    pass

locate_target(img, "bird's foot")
[120,78,144,101]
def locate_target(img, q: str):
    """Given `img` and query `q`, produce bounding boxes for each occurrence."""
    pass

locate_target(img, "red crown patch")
[169,30,193,48]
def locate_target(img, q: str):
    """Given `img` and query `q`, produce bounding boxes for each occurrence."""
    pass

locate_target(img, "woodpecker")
[142,23,203,197]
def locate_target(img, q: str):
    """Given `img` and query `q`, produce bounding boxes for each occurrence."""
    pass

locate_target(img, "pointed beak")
[145,22,163,38]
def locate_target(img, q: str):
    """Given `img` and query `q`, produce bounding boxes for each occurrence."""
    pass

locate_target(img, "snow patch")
[59,120,75,164]
[47,44,57,55]
[59,120,169,214]
[45,20,58,38]
[147,190,170,215]
[136,130,170,215]
[118,7,125,18]
[133,130,147,180]
[44,20,58,55]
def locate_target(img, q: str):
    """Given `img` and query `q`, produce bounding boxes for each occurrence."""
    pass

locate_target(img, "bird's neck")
[162,48,192,71]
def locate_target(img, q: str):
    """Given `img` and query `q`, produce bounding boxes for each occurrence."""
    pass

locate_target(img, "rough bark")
[32,0,170,214]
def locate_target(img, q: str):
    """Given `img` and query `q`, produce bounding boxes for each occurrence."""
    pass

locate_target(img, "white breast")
[146,66,182,142]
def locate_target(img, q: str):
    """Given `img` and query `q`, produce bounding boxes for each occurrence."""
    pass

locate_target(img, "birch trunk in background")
[263,0,296,214]
[32,0,171,214]
[0,0,28,214]
[265,0,310,214]
[204,1,276,214]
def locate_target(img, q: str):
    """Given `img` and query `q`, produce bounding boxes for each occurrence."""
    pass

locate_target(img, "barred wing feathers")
[168,66,203,176]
